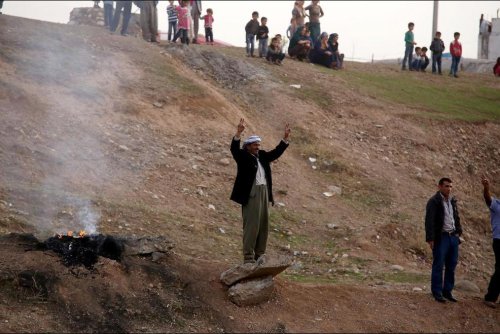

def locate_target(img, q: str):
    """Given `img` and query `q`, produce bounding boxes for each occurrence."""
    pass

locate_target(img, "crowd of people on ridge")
[244,1,344,69]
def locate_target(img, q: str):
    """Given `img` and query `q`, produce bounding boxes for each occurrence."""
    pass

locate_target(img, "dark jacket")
[256,25,269,40]
[425,191,462,242]
[245,19,260,35]
[230,138,288,206]
[430,37,445,55]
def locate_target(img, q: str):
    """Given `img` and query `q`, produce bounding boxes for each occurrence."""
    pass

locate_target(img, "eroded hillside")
[0,14,499,333]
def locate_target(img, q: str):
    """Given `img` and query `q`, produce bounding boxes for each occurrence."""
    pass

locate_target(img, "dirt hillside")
[0,14,499,333]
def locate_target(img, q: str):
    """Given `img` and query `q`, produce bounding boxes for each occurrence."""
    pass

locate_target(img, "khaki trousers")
[140,1,158,42]
[242,183,269,263]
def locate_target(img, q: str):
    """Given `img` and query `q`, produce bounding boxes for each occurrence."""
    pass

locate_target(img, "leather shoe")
[483,300,497,309]
[443,293,458,302]
[434,295,447,303]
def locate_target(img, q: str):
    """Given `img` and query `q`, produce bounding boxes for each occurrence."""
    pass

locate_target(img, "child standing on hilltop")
[173,0,189,45]
[166,0,178,42]
[430,31,445,74]
[402,22,417,71]
[200,8,214,45]
[449,32,462,78]
[245,11,260,57]
[305,0,324,44]
[257,17,269,58]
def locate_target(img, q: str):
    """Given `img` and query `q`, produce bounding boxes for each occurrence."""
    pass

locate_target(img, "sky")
[1,1,499,61]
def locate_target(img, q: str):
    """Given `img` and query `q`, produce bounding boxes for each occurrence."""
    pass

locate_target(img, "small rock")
[218,158,231,166]
[308,157,317,163]
[218,227,226,234]
[276,202,286,207]
[327,185,342,195]
[412,287,422,292]
[208,204,216,210]
[323,192,334,197]
[326,223,337,229]
[455,280,480,293]
[390,265,404,271]
[119,145,129,151]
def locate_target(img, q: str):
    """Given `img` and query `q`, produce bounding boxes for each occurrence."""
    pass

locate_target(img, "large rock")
[121,236,174,256]
[220,256,292,286]
[228,276,274,306]
[454,280,480,293]
[68,7,142,36]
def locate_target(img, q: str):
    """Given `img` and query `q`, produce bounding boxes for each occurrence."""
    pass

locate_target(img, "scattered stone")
[208,204,216,210]
[327,223,338,229]
[119,145,129,151]
[323,192,334,197]
[276,202,286,207]
[153,100,165,108]
[308,157,317,163]
[218,227,226,234]
[290,84,301,89]
[218,158,231,166]
[228,276,274,306]
[220,256,292,286]
[390,265,404,271]
[412,287,423,292]
[455,280,480,293]
[327,185,342,195]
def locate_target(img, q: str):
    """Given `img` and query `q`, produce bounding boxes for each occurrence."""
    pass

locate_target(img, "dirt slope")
[0,14,499,333]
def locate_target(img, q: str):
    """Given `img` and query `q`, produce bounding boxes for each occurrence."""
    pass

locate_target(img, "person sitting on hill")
[494,57,500,77]
[419,46,430,72]
[266,37,286,65]
[309,32,334,68]
[327,33,344,69]
[410,46,422,71]
[288,25,312,61]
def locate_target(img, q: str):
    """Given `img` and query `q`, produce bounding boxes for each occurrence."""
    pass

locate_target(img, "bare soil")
[0,14,499,333]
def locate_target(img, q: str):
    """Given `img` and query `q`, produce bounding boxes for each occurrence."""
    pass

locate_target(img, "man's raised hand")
[236,118,245,137]
[284,123,291,141]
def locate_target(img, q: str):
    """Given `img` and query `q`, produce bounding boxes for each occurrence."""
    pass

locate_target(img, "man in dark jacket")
[425,177,463,303]
[230,118,290,264]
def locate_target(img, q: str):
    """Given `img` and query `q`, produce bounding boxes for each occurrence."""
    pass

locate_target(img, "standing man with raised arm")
[425,177,463,303]
[481,176,500,308]
[230,119,290,264]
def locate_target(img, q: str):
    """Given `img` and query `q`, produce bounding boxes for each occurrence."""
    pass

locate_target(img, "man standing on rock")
[230,118,290,264]
[481,176,500,308]
[425,177,463,303]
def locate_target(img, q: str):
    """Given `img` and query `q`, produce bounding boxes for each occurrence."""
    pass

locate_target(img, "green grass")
[284,273,338,284]
[339,70,500,122]
[375,271,428,284]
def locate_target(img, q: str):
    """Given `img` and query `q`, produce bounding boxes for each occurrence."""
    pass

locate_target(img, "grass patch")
[342,71,500,122]
[376,271,428,284]
[284,273,338,284]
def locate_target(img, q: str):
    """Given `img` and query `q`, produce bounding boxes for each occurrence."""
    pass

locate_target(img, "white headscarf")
[243,135,261,146]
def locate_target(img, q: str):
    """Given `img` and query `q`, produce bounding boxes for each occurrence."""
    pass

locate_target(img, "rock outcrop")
[68,7,141,36]
[220,256,292,306]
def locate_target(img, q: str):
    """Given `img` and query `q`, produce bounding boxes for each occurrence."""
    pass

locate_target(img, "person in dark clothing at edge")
[230,118,291,264]
[425,177,463,303]
[481,176,500,308]
[110,0,132,36]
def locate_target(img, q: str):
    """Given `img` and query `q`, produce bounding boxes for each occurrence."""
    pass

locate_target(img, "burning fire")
[55,230,87,238]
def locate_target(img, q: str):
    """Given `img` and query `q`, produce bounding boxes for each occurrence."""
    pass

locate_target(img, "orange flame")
[78,230,86,237]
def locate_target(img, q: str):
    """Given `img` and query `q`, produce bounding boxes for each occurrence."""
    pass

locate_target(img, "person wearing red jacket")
[449,32,462,78]
[494,57,500,77]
